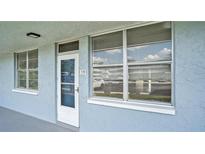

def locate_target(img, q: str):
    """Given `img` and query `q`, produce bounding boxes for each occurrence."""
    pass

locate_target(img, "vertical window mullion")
[15,53,18,88]
[26,51,29,89]
[123,30,128,101]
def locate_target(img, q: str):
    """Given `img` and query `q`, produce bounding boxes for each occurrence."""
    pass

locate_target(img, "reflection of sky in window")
[93,41,171,65]
[128,41,172,63]
[93,48,123,65]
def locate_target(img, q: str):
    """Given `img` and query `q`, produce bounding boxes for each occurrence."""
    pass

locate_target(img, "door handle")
[75,86,79,92]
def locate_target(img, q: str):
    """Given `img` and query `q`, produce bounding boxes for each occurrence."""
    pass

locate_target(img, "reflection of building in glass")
[93,63,171,101]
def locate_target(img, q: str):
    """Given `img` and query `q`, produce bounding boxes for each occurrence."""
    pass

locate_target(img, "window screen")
[127,22,171,46]
[92,31,123,51]
[59,41,79,53]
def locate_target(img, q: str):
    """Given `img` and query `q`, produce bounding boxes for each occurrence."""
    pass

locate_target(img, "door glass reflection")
[61,59,75,108]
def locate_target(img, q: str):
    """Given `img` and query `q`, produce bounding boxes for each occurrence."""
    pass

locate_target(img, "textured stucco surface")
[0,22,205,131]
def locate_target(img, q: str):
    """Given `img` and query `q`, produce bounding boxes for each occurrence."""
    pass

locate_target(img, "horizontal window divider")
[127,40,171,48]
[61,82,75,85]
[93,64,123,68]
[28,57,38,60]
[128,61,172,66]
[92,46,123,52]
[28,58,38,60]
[17,60,27,62]
[93,61,171,68]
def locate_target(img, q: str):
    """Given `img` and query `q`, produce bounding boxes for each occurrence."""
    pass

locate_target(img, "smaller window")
[16,49,38,90]
[59,41,79,53]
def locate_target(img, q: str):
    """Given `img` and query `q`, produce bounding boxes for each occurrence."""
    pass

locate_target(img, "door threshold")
[57,121,79,132]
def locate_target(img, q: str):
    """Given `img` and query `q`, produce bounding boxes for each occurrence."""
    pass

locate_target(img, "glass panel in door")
[61,59,75,108]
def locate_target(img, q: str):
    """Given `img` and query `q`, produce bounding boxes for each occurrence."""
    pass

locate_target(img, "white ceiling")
[0,21,143,54]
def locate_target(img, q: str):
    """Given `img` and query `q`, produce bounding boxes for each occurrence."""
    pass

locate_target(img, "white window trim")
[88,97,175,115]
[89,21,175,115]
[12,88,39,95]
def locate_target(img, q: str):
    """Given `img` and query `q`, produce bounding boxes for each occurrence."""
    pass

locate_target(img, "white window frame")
[13,49,39,95]
[88,21,175,115]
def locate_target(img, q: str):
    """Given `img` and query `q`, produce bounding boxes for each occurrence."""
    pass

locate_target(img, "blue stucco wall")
[79,22,205,131]
[0,44,56,123]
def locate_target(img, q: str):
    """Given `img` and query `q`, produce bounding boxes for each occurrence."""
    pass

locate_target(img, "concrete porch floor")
[0,107,73,132]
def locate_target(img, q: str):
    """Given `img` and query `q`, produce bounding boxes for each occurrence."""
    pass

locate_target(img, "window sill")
[12,89,39,96]
[88,98,175,115]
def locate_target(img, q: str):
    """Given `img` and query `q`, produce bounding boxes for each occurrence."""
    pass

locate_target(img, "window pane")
[93,66,123,99]
[17,52,27,69]
[18,80,26,88]
[127,41,172,63]
[61,84,75,108]
[29,80,38,90]
[29,70,38,90]
[92,31,122,51]
[28,59,38,69]
[18,60,26,69]
[28,50,38,69]
[29,70,38,80]
[28,49,38,59]
[93,48,123,65]
[92,31,123,99]
[127,22,171,46]
[128,64,171,103]
[59,41,79,53]
[17,52,26,61]
[61,59,75,83]
[17,70,26,88]
[17,53,27,89]
[17,70,26,80]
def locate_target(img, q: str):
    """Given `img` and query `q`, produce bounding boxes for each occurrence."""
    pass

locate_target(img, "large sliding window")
[91,22,172,104]
[16,49,38,90]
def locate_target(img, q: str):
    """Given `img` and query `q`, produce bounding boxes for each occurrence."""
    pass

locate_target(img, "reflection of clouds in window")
[105,49,122,54]
[127,56,135,62]
[144,48,171,61]
[144,54,160,61]
[93,48,123,65]
[128,41,172,63]
[160,47,171,55]
[93,56,107,65]
[93,67,123,81]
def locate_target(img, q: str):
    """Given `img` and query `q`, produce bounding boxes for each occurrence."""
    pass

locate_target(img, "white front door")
[57,53,79,127]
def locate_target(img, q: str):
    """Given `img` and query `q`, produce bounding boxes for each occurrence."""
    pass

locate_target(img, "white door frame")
[57,53,79,127]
